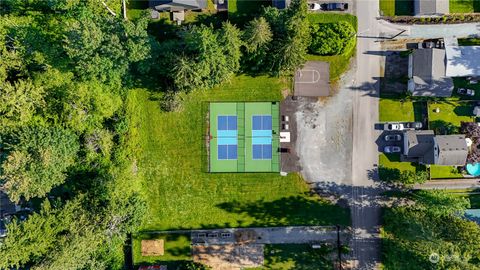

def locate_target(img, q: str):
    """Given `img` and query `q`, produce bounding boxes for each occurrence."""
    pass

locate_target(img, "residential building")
[407,48,454,97]
[408,37,480,97]
[403,130,468,166]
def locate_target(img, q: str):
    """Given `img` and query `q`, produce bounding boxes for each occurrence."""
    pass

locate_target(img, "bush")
[308,21,355,56]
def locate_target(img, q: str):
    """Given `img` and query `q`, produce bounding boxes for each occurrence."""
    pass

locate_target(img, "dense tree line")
[0,0,341,268]
[383,190,480,269]
[0,1,147,269]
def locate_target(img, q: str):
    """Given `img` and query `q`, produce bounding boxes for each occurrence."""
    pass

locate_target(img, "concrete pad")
[294,61,330,97]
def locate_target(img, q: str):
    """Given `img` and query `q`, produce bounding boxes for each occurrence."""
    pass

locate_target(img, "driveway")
[377,20,480,39]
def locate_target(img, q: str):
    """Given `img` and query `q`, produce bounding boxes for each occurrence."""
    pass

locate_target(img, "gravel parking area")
[295,73,354,185]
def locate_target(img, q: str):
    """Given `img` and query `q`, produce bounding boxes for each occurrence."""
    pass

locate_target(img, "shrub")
[308,21,355,56]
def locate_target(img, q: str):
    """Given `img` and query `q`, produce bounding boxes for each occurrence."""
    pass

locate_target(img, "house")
[408,37,480,97]
[403,130,468,166]
[413,0,449,16]
[407,48,454,97]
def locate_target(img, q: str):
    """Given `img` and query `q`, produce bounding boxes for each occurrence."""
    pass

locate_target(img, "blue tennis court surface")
[218,115,237,160]
[252,115,272,159]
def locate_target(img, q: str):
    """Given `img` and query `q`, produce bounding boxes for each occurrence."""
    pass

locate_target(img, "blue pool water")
[466,163,480,177]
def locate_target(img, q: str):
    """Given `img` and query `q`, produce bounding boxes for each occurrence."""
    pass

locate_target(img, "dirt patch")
[141,239,164,256]
[193,244,264,270]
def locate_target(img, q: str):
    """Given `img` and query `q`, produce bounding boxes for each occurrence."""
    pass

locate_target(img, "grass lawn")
[379,154,418,173]
[450,0,480,13]
[379,99,415,122]
[380,0,414,16]
[129,75,350,232]
[429,165,463,179]
[458,38,480,46]
[307,13,358,81]
[428,101,474,132]
[452,77,480,100]
[251,244,335,270]
[133,233,192,268]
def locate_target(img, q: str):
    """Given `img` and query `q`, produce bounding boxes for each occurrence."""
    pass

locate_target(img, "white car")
[384,146,401,153]
[308,3,321,10]
[384,123,404,131]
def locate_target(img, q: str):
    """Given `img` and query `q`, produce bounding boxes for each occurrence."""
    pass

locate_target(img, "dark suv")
[321,3,348,11]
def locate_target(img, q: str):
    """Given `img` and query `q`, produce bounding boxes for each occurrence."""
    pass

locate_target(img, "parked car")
[385,134,402,142]
[321,3,348,11]
[457,88,475,96]
[384,123,404,131]
[418,41,435,49]
[384,146,401,153]
[308,2,321,10]
[404,122,423,130]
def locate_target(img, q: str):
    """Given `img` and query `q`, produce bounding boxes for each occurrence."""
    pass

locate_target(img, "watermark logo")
[429,253,440,264]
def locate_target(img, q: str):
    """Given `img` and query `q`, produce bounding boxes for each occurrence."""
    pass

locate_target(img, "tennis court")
[209,102,280,172]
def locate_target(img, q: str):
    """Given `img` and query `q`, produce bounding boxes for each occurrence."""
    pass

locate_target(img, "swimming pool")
[466,163,480,177]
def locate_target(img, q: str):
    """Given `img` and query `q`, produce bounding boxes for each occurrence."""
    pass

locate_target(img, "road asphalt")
[350,1,383,269]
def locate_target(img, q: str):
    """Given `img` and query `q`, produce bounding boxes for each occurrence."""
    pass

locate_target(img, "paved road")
[350,1,384,269]
[414,179,480,190]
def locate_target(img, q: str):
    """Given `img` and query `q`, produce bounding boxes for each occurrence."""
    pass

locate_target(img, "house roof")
[410,48,454,97]
[404,130,436,164]
[272,0,291,9]
[445,37,480,77]
[414,0,449,15]
[150,0,207,11]
[435,135,468,166]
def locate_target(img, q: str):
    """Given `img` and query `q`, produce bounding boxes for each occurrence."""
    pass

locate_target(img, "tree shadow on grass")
[263,244,334,270]
[216,195,350,227]
[453,104,474,117]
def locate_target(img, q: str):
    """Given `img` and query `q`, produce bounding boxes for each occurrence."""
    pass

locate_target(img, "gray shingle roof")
[435,135,468,166]
[410,48,454,97]
[405,130,436,164]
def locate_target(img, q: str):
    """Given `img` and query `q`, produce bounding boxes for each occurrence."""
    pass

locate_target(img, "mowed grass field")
[129,75,350,232]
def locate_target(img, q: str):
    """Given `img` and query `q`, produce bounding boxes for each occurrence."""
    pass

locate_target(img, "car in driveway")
[385,134,402,142]
[384,146,401,153]
[308,2,321,10]
[404,122,422,130]
[384,123,404,131]
[321,3,348,11]
[457,88,475,97]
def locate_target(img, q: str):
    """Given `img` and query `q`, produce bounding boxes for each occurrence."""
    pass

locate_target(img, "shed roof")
[414,0,449,15]
[435,135,468,166]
